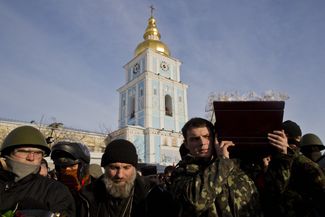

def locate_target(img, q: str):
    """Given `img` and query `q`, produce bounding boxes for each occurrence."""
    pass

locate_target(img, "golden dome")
[134,15,170,57]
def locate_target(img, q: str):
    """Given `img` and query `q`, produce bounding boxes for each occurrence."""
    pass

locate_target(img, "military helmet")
[51,141,91,185]
[300,133,325,151]
[0,125,50,156]
[51,141,90,166]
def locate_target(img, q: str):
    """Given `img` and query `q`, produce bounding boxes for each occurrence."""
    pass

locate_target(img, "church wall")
[164,116,175,131]
[137,80,145,127]
[151,80,161,128]
[132,134,145,163]
[172,64,177,81]
[119,92,127,128]
[154,135,161,162]
[138,114,145,127]
[162,82,175,131]
[0,120,107,156]
[127,86,136,125]
[138,81,145,111]
[144,133,151,162]
[161,146,181,165]
[177,88,186,132]
[152,57,158,73]
[141,58,146,74]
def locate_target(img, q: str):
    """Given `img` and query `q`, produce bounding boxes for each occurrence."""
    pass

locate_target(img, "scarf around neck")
[4,156,40,182]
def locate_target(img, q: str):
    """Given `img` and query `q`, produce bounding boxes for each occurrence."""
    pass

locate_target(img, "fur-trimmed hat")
[101,139,138,168]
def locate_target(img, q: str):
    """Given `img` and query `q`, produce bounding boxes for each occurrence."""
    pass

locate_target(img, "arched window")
[165,95,173,116]
[129,96,135,119]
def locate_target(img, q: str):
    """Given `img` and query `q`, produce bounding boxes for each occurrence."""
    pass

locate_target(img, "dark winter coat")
[0,169,76,216]
[78,175,178,217]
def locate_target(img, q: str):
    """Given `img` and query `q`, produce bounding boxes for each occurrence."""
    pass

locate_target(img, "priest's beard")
[102,168,136,199]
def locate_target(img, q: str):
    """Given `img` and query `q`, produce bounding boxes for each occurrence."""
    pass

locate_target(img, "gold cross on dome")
[150,5,155,17]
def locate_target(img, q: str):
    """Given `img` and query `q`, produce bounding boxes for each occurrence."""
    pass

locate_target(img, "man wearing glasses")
[0,125,76,216]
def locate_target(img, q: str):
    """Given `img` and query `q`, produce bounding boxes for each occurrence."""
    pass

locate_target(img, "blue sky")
[0,0,324,142]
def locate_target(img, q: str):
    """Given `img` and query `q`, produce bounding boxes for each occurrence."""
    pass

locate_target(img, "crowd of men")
[0,117,325,217]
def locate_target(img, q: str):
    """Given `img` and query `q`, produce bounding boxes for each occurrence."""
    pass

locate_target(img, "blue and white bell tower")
[108,9,188,165]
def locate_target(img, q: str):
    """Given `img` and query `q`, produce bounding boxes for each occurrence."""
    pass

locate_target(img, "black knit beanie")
[101,139,138,168]
[282,120,302,138]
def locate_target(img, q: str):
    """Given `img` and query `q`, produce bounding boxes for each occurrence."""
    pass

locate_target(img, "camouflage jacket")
[317,155,325,172]
[261,151,325,217]
[169,156,263,217]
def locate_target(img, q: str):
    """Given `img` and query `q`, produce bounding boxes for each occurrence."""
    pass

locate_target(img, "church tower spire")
[134,6,170,57]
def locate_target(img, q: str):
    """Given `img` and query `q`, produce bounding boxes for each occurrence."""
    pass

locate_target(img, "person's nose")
[199,138,205,146]
[200,137,209,146]
[26,152,35,161]
[115,169,124,179]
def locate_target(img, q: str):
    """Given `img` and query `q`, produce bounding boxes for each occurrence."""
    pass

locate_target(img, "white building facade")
[107,13,188,165]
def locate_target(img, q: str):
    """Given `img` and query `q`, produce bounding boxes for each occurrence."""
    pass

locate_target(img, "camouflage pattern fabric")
[170,156,263,217]
[261,150,325,217]
[317,155,325,172]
